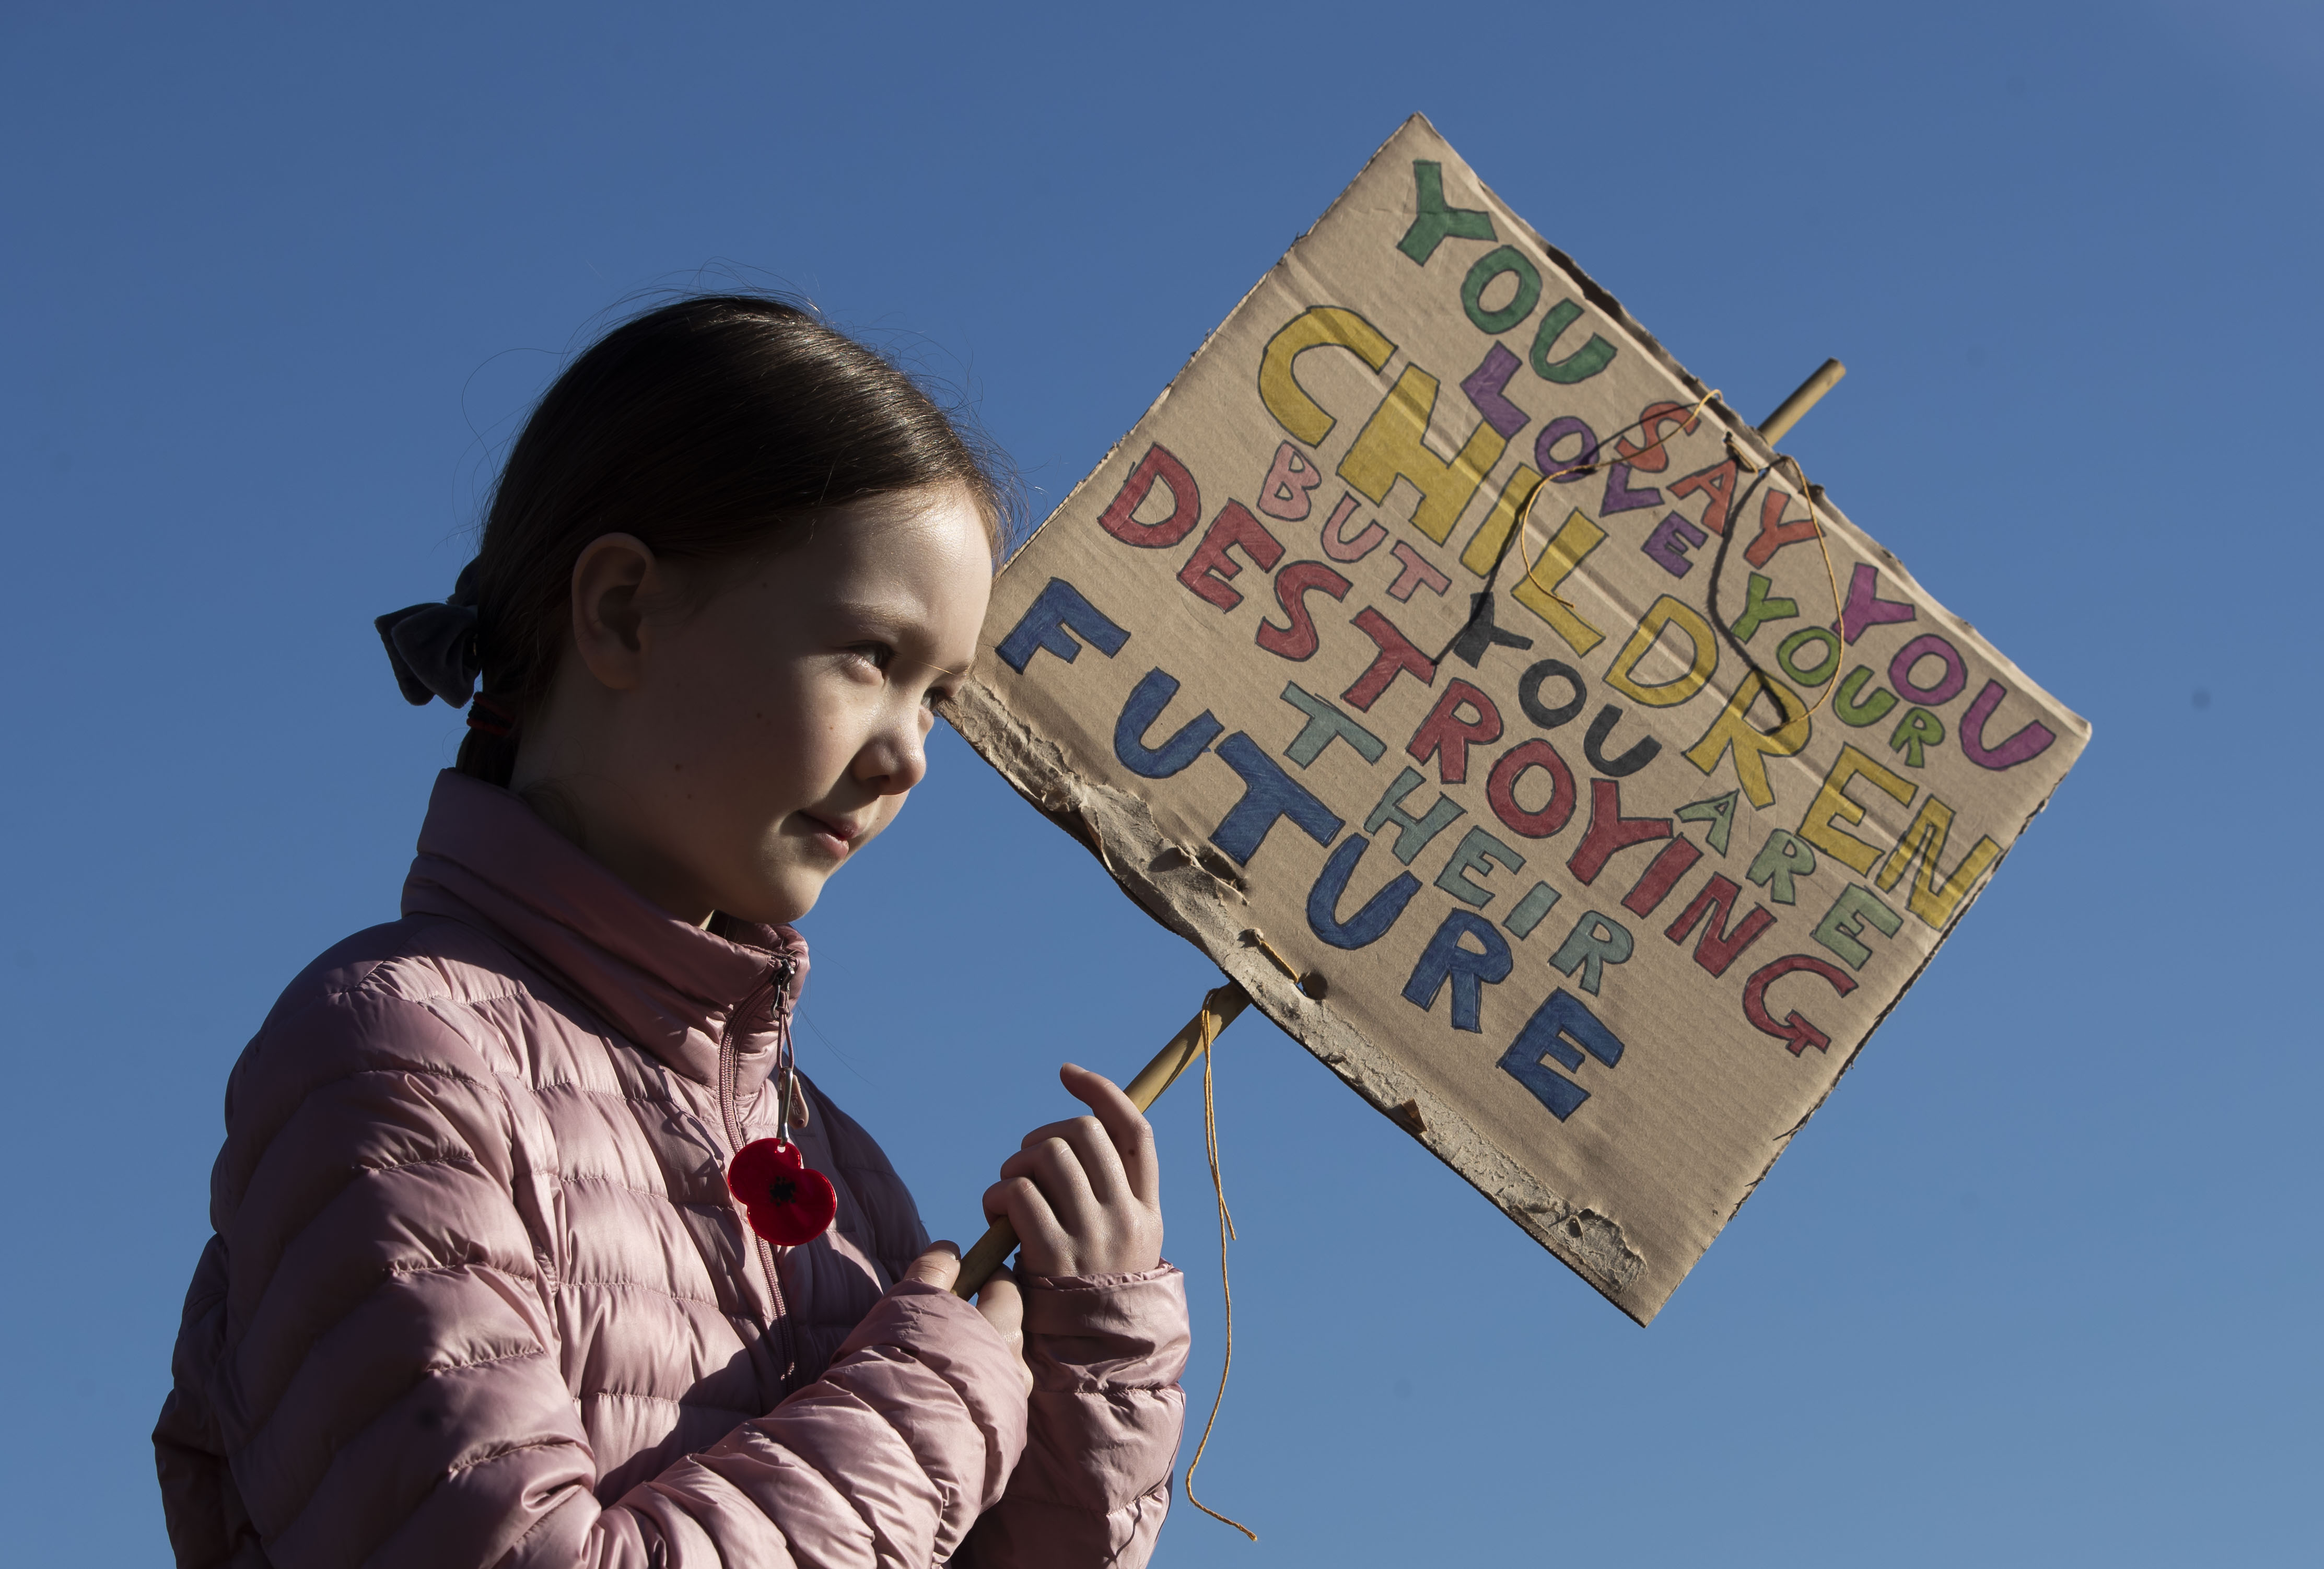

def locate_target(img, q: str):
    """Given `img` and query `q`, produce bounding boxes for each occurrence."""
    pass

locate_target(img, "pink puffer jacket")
[155,770,1189,1567]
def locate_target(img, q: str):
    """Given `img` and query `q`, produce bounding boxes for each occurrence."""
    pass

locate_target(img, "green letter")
[1812,884,1902,970]
[1888,706,1946,768]
[1746,827,1818,906]
[1730,572,1799,644]
[1397,160,1496,264]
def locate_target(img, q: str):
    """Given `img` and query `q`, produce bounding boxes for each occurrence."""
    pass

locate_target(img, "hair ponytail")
[454,696,523,788]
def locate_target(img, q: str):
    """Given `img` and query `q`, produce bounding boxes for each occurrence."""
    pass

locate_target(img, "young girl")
[153,296,1189,1568]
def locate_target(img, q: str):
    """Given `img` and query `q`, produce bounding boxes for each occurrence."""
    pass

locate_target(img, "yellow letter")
[1604,596,1719,708]
[1683,672,1812,808]
[1876,795,2001,929]
[1337,363,1510,544]
[1796,744,1918,875]
[1459,464,1542,578]
[1257,307,1397,447]
[1506,507,1607,658]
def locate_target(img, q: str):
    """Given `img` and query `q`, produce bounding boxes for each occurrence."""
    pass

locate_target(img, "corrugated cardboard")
[948,114,2088,1324]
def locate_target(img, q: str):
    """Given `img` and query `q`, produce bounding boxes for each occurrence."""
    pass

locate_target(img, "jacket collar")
[400,769,808,1086]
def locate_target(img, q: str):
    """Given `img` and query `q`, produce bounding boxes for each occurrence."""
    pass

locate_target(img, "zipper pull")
[769,955,796,1025]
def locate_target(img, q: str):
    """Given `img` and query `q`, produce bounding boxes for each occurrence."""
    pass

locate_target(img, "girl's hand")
[901,1243,1030,1394]
[980,1064,1164,1278]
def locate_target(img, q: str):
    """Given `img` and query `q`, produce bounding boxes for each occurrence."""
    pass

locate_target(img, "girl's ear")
[568,533,658,692]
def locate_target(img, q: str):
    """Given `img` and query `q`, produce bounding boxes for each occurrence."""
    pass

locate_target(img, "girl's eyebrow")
[822,596,914,626]
[821,602,929,648]
[823,591,954,631]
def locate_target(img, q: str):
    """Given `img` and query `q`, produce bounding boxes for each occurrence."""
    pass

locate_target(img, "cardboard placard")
[948,114,2087,1323]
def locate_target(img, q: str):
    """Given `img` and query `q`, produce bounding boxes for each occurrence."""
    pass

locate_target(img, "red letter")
[1620,838,1703,917]
[1743,486,1819,568]
[1668,458,1738,536]
[1663,875,1776,978]
[1319,493,1387,562]
[1100,443,1202,547]
[1405,680,1502,785]
[1486,739,1576,839]
[1566,778,1671,885]
[1385,540,1453,602]
[1255,560,1352,661]
[1341,606,1437,711]
[1257,440,1326,521]
[1613,400,1702,474]
[1743,954,1858,1055]
[1176,501,1285,611]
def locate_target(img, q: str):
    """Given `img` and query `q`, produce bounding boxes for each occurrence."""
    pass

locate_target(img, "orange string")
[1508,391,1846,720]
[1515,385,1723,608]
[1181,1004,1258,1542]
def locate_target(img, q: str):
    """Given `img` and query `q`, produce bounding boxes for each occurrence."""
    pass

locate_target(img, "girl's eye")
[849,641,952,707]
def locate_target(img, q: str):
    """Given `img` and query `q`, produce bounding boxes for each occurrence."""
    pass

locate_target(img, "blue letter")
[1498,988,1626,1120]
[1209,733,1344,865]
[996,578,1130,673]
[1114,668,1223,778]
[1400,909,1512,1032]
[1306,835,1421,950]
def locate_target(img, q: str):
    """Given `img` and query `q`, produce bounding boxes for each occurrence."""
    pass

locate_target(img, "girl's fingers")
[1059,1063,1162,1206]
[901,1242,963,1292]
[982,1175,1068,1260]
[973,1267,1033,1396]
[1015,1115,1128,1206]
[997,1135,1103,1232]
[973,1264,1023,1337]
[979,1068,1165,1278]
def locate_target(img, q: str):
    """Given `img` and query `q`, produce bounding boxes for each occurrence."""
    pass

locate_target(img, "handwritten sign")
[948,115,2087,1323]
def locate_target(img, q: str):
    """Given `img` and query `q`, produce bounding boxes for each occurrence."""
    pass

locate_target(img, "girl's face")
[525,485,994,927]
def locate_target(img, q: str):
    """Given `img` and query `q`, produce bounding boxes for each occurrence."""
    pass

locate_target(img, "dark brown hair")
[453,294,1009,786]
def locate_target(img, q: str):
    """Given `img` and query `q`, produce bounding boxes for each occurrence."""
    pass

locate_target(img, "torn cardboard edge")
[1726,777,2069,1225]
[951,111,2090,1327]
[946,675,1654,1322]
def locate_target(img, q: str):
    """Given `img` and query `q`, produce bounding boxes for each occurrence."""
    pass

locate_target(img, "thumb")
[901,1242,963,1292]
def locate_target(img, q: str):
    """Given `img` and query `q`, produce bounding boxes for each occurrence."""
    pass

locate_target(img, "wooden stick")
[950,980,1252,1297]
[1757,357,1847,444]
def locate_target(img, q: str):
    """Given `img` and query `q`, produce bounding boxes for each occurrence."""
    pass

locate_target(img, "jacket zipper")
[718,955,798,1396]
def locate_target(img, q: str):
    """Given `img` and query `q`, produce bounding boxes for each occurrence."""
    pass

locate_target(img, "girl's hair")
[456,294,1009,787]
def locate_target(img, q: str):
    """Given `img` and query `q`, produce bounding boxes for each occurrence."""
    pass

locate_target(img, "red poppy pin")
[725,1139,837,1246]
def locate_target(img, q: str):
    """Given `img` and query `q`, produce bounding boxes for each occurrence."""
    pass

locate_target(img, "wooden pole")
[1757,357,1847,444]
[951,981,1252,1297]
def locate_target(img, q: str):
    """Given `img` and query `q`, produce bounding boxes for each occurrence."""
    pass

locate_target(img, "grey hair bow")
[376,560,484,707]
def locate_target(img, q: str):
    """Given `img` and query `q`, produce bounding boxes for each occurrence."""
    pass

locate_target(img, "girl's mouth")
[798,812,858,859]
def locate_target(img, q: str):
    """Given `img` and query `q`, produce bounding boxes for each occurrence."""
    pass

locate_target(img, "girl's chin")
[718,870,826,930]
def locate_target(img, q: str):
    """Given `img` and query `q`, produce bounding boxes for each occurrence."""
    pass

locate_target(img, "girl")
[154,296,1189,1568]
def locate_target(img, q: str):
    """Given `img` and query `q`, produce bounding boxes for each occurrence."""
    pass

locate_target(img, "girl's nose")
[854,708,930,797]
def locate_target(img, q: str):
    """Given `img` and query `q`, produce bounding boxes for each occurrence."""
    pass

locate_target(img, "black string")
[1414,404,1835,746]
[1702,454,1837,734]
[1431,397,1719,667]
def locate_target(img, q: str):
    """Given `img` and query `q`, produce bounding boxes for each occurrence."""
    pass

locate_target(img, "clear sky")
[4,3,2318,1564]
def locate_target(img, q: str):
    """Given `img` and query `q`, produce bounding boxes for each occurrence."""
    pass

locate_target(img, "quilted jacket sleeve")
[160,981,1025,1569]
[958,1267,1189,1569]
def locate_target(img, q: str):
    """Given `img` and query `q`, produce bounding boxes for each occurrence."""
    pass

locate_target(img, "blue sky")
[3,3,2317,1564]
